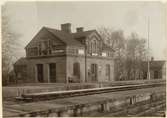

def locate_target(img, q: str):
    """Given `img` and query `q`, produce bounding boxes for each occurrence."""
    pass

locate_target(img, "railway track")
[87,98,166,117]
[19,82,165,102]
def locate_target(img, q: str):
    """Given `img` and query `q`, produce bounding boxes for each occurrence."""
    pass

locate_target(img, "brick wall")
[86,57,114,82]
[66,55,114,83]
[27,56,67,83]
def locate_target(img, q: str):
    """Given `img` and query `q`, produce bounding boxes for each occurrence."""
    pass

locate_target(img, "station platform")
[3,79,165,99]
[3,85,165,117]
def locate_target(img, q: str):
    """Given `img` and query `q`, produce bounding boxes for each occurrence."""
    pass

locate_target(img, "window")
[39,43,42,55]
[154,71,159,79]
[91,40,98,56]
[41,41,49,55]
[91,42,93,54]
[94,40,97,52]
[78,49,84,55]
[91,64,98,81]
[67,48,76,55]
[38,40,51,56]
[52,49,64,54]
[28,47,38,56]
[87,41,91,54]
[93,40,96,53]
[52,46,65,54]
[102,52,107,57]
[106,64,110,80]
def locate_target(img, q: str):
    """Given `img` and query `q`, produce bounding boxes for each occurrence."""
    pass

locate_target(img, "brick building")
[14,23,115,83]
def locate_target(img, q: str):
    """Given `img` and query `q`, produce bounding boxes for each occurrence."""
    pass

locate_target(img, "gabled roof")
[25,26,115,52]
[72,30,115,52]
[44,27,84,47]
[14,57,27,65]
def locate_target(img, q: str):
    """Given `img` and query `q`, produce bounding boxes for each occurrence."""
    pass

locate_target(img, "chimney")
[61,23,71,33]
[76,27,84,33]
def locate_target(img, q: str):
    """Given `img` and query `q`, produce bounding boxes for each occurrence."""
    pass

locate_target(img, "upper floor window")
[78,49,84,55]
[28,47,38,56]
[89,39,98,56]
[67,48,77,55]
[27,39,67,57]
[52,49,64,54]
[67,48,84,55]
[102,52,107,57]
[40,41,49,55]
[52,45,65,54]
[92,40,97,53]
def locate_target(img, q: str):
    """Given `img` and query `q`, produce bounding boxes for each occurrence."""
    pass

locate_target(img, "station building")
[14,23,115,83]
[142,59,166,80]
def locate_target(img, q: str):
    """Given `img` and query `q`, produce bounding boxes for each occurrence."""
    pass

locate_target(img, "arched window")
[94,40,97,53]
[91,42,93,53]
[87,41,91,54]
[93,40,96,53]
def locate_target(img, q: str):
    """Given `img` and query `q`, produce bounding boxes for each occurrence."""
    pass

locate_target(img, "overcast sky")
[3,1,166,60]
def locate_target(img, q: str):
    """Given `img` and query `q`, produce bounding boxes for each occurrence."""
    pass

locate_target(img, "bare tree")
[125,33,147,80]
[2,6,21,85]
[97,27,113,45]
[98,27,126,81]
[98,27,147,81]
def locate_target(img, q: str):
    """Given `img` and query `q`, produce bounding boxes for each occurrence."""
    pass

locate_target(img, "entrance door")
[73,62,80,82]
[91,64,98,82]
[49,63,56,82]
[36,64,44,82]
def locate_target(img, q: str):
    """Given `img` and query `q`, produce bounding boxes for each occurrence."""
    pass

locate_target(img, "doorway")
[91,64,98,82]
[36,64,44,82]
[73,62,80,82]
[49,63,56,82]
